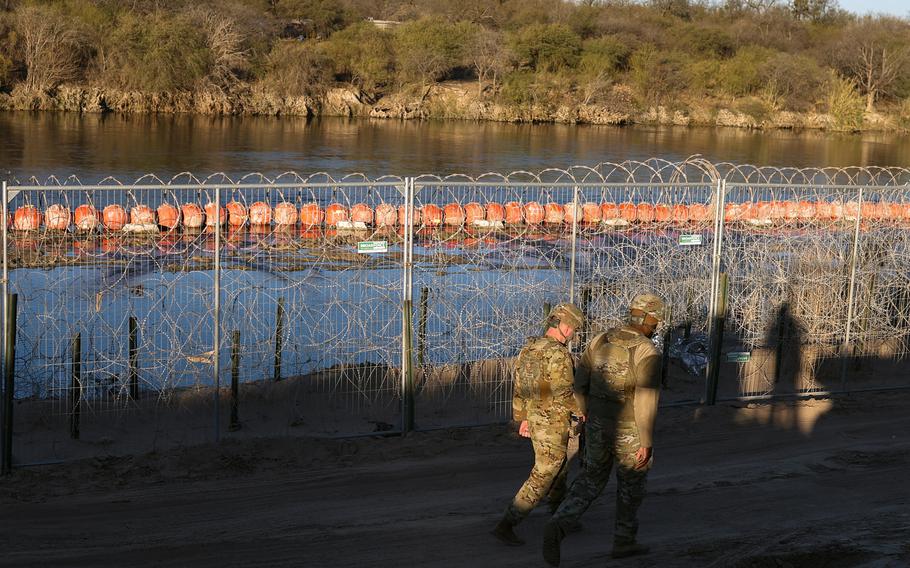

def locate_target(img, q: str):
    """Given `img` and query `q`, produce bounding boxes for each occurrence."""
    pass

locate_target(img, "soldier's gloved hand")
[635,446,653,470]
[518,420,531,438]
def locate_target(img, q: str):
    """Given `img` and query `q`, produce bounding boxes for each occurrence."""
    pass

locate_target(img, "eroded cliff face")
[0,82,902,133]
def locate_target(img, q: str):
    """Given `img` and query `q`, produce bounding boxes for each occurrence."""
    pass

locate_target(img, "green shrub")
[629,46,687,105]
[759,52,826,111]
[499,70,536,106]
[273,0,355,37]
[686,57,722,94]
[393,18,474,85]
[826,71,864,131]
[718,45,775,97]
[508,23,582,73]
[323,21,394,95]
[681,25,735,58]
[261,39,332,97]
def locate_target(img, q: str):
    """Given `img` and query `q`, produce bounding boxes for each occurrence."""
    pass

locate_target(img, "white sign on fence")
[726,351,752,363]
[679,234,703,246]
[357,240,388,254]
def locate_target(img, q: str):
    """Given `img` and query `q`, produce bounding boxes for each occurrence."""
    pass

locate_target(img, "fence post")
[128,316,138,399]
[70,332,81,440]
[213,185,222,443]
[417,287,429,368]
[401,178,416,433]
[705,273,728,405]
[230,330,241,431]
[1,293,17,475]
[569,185,579,304]
[840,187,863,390]
[273,297,285,381]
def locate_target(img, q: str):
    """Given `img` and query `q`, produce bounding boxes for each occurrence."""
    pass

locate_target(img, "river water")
[2,112,908,183]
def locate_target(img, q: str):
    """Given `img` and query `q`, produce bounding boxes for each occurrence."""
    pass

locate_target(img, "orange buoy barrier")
[325,203,349,226]
[102,204,128,231]
[582,202,602,224]
[544,203,564,224]
[844,200,860,221]
[275,202,300,226]
[563,202,583,225]
[422,204,443,226]
[780,201,799,222]
[443,203,465,227]
[397,205,422,226]
[688,203,710,223]
[13,205,42,231]
[887,202,902,222]
[487,202,506,223]
[672,204,689,224]
[350,203,374,225]
[618,202,636,223]
[635,203,654,223]
[130,204,155,225]
[248,202,272,226]
[601,202,620,221]
[654,204,672,223]
[375,203,397,227]
[182,203,204,229]
[226,201,248,227]
[464,202,485,225]
[902,203,910,222]
[503,201,523,225]
[797,200,816,221]
[523,202,544,225]
[872,201,890,221]
[157,203,180,229]
[204,203,226,226]
[750,201,772,224]
[45,204,71,230]
[74,204,99,231]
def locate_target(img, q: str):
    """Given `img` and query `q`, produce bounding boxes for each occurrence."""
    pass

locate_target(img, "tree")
[393,18,471,86]
[324,21,394,96]
[261,39,332,97]
[14,3,85,91]
[630,45,687,105]
[833,17,910,112]
[465,26,508,95]
[577,36,631,104]
[788,0,838,22]
[508,23,582,73]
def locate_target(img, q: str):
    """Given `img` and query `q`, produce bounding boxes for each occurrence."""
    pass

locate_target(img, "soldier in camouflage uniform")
[491,303,584,547]
[542,293,667,566]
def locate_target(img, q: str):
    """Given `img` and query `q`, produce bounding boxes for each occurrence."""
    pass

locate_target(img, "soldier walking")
[542,293,666,566]
[491,303,584,546]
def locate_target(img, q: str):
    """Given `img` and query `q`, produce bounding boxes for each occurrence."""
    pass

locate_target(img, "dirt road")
[2,391,909,567]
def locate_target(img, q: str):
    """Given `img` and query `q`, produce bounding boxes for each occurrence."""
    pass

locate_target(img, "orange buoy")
[688,203,710,223]
[422,204,443,226]
[544,203,564,224]
[275,202,300,226]
[523,202,544,225]
[248,202,272,226]
[901,203,910,222]
[768,201,785,222]
[844,200,860,221]
[872,201,890,221]
[503,202,523,224]
[487,202,506,223]
[226,201,248,227]
[45,204,70,230]
[157,203,180,230]
[635,203,654,223]
[601,202,620,221]
[582,202,602,224]
[325,203,349,226]
[654,204,672,223]
[751,201,772,224]
[563,202,583,225]
[74,204,99,231]
[204,203,226,226]
[443,203,465,227]
[887,202,902,222]
[182,203,205,229]
[130,204,155,225]
[13,205,42,231]
[102,204,128,231]
[796,200,816,221]
[672,204,689,224]
[618,202,637,223]
[375,203,397,227]
[464,202,485,225]
[350,203,373,225]
[397,205,422,226]
[780,201,799,222]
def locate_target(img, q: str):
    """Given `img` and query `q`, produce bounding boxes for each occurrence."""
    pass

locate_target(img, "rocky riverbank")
[1,81,905,132]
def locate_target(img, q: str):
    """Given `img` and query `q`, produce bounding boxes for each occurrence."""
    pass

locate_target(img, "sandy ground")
[1,389,909,567]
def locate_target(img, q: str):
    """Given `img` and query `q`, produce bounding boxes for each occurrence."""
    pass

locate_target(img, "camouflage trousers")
[551,404,650,544]
[503,415,573,525]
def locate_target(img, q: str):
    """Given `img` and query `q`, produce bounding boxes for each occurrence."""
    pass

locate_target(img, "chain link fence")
[1,160,908,466]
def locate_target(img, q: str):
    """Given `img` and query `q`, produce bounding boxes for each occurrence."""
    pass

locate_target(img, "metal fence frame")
[1,163,909,469]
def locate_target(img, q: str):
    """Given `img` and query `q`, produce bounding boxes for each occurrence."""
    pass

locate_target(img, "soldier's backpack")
[512,337,555,419]
[588,327,651,403]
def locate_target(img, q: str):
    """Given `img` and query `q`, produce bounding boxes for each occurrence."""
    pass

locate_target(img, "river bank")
[2,81,906,133]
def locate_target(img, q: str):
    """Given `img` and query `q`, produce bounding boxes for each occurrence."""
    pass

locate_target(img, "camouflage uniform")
[503,335,577,525]
[550,324,662,547]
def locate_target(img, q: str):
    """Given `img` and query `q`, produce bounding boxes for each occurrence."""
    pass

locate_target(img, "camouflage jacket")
[512,335,576,422]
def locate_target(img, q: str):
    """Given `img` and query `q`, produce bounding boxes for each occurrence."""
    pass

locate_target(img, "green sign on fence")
[357,240,388,254]
[678,234,703,246]
[726,351,751,363]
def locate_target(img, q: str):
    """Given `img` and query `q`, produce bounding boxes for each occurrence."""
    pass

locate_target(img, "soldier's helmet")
[548,302,584,330]
[629,293,667,324]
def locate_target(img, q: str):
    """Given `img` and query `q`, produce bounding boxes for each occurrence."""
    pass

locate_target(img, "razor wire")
[2,160,909,444]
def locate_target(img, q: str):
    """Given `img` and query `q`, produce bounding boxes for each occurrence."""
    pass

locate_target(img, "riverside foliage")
[0,0,908,128]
